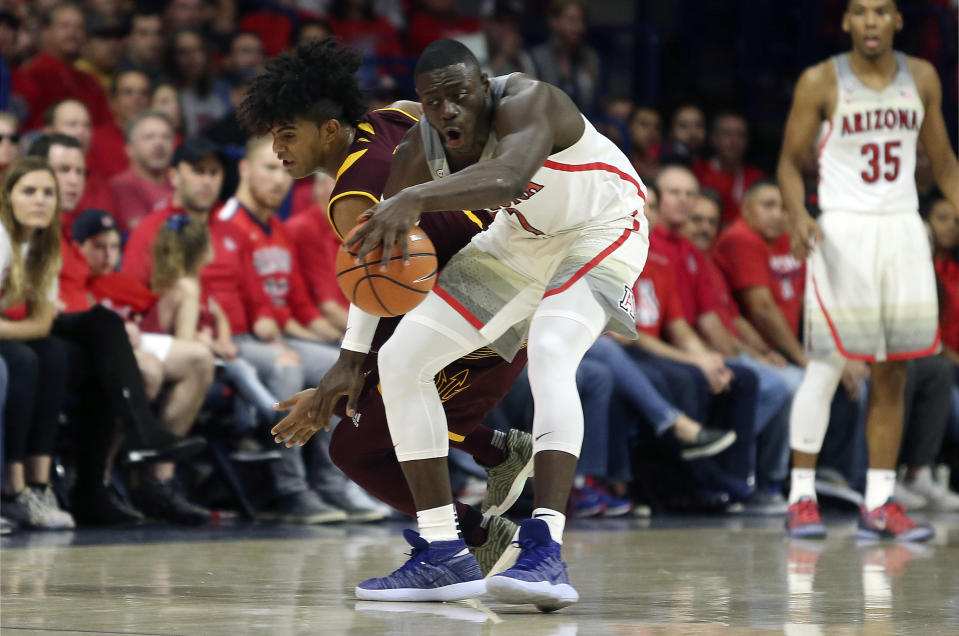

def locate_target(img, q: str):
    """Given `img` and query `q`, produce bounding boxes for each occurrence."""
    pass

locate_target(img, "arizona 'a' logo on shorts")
[619,284,636,321]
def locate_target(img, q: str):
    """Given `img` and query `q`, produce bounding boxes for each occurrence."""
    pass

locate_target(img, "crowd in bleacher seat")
[1,0,957,535]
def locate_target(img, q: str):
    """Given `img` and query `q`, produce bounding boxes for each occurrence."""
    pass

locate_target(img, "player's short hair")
[43,99,87,126]
[698,188,722,212]
[238,38,367,135]
[26,133,82,160]
[744,178,780,200]
[413,39,481,79]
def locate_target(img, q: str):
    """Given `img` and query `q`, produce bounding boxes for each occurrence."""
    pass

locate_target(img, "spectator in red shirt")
[406,0,483,57]
[615,181,760,503]
[72,208,216,524]
[284,173,349,331]
[712,179,810,368]
[14,3,112,131]
[692,112,764,227]
[108,110,176,232]
[89,69,154,182]
[44,99,117,217]
[650,164,719,325]
[219,136,341,372]
[686,190,792,367]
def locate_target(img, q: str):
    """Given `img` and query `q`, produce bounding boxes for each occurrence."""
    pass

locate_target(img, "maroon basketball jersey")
[329,107,493,270]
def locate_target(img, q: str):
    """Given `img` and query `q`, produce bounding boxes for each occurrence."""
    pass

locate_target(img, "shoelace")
[510,538,552,570]
[792,500,821,525]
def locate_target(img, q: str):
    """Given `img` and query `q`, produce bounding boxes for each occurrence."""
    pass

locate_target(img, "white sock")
[532,507,565,544]
[865,469,896,511]
[417,504,460,543]
[789,468,817,504]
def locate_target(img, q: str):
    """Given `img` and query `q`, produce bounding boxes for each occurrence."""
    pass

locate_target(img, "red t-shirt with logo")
[649,224,718,324]
[713,218,805,337]
[218,199,322,328]
[633,250,685,338]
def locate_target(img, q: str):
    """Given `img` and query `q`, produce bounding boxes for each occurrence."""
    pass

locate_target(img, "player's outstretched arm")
[777,63,832,260]
[912,58,959,214]
[347,77,582,267]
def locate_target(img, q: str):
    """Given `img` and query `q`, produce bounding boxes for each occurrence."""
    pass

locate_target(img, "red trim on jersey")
[542,160,646,200]
[433,285,485,330]
[810,272,941,362]
[544,226,633,298]
[817,119,834,159]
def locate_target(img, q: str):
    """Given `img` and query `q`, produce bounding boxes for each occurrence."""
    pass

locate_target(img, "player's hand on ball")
[346,192,423,270]
[789,211,823,260]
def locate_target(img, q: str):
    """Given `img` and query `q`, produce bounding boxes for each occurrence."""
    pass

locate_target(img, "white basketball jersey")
[422,76,647,237]
[817,52,924,214]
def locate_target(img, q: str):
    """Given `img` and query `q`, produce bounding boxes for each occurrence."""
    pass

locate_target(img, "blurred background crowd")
[0,0,957,533]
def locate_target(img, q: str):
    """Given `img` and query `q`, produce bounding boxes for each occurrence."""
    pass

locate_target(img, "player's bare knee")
[871,359,908,395]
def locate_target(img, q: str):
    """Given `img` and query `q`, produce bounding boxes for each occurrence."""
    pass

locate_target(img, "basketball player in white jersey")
[316,39,647,608]
[778,0,958,541]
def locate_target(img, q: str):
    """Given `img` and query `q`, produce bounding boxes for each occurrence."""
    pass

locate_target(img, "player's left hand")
[345,192,423,270]
[271,388,329,447]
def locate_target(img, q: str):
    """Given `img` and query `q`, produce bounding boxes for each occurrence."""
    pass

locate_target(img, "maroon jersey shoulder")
[329,108,419,208]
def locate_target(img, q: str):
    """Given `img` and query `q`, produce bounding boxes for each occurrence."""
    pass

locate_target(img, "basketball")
[335,225,438,317]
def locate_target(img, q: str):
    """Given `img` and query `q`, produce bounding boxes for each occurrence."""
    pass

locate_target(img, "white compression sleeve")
[789,352,846,454]
[340,304,380,355]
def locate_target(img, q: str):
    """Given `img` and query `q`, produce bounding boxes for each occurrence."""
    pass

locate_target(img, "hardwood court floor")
[2,513,958,635]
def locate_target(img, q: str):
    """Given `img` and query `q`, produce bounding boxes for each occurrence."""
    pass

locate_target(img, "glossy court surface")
[2,513,958,635]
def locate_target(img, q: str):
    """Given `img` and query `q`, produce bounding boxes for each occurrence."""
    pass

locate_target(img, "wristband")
[341,304,379,354]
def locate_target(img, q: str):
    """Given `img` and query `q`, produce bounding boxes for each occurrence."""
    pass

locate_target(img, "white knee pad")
[789,352,846,454]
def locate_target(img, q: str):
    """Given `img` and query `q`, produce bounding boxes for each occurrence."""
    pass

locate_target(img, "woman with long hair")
[148,214,283,432]
[0,157,75,529]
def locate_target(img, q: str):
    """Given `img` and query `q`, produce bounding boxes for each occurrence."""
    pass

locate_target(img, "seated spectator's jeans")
[574,358,615,480]
[584,336,681,435]
[622,346,759,499]
[899,355,953,467]
[734,354,795,489]
[220,357,280,430]
[951,366,959,441]
[0,355,6,485]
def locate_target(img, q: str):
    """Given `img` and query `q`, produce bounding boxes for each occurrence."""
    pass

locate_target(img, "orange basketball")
[336,225,438,317]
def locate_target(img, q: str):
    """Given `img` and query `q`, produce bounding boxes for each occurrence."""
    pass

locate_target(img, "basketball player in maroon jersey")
[238,39,532,574]
[778,0,958,540]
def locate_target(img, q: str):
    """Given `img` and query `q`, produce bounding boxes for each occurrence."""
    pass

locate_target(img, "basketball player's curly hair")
[238,38,367,135]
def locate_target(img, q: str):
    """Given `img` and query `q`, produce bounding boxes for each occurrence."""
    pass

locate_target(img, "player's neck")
[325,125,356,177]
[847,49,897,81]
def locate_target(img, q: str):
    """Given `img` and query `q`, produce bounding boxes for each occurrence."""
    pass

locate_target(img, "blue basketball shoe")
[485,518,579,611]
[355,529,487,601]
